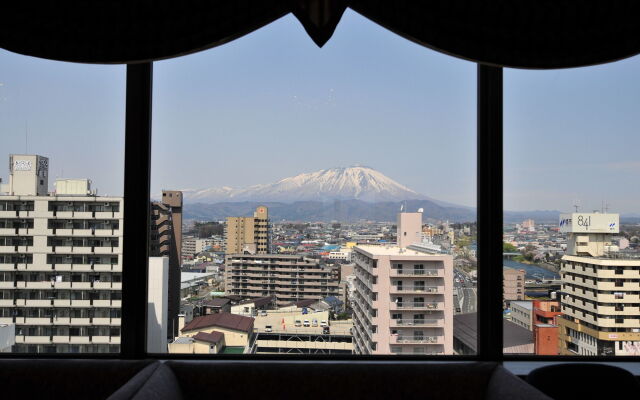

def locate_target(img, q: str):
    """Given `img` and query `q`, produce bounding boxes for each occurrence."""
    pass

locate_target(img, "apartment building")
[224,254,340,307]
[150,190,183,340]
[557,212,640,356]
[351,210,453,355]
[225,206,270,254]
[182,237,218,259]
[0,154,123,353]
[503,267,525,303]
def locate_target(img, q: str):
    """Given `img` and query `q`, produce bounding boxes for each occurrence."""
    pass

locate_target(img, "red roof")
[181,312,254,333]
[192,331,224,344]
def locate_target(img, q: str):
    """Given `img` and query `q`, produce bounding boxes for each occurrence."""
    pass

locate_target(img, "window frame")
[1,51,638,365]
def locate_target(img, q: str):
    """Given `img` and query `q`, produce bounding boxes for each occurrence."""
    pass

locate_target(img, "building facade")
[510,301,533,330]
[224,254,340,307]
[150,190,183,340]
[0,154,123,353]
[557,212,640,356]
[503,267,525,303]
[225,206,270,254]
[351,211,453,355]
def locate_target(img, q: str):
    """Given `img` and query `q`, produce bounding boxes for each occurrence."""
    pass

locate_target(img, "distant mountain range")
[184,199,475,223]
[178,166,639,223]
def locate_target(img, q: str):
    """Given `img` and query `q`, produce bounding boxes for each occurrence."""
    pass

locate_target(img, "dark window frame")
[1,53,638,365]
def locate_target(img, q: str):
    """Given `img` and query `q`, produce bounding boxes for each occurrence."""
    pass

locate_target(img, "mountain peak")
[182,166,427,203]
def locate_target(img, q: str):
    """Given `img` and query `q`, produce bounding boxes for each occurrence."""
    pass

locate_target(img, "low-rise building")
[230,296,275,317]
[454,313,533,355]
[172,312,255,354]
[510,301,533,330]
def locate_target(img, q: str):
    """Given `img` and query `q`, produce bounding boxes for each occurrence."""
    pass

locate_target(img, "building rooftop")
[192,331,224,344]
[181,272,215,283]
[454,313,533,352]
[172,337,194,344]
[181,312,254,333]
[354,245,447,257]
[236,296,274,307]
[203,298,231,308]
[511,301,533,310]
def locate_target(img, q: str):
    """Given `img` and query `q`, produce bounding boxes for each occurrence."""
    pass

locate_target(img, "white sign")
[559,213,619,234]
[13,160,32,171]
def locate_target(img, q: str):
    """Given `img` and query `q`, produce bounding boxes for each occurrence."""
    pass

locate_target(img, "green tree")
[503,242,518,252]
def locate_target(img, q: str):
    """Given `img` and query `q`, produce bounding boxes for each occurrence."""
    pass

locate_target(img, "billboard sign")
[559,213,619,234]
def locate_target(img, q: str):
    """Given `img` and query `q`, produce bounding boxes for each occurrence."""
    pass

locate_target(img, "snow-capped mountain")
[182,166,429,203]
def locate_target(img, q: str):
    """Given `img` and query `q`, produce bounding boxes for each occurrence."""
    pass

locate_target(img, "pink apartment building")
[351,211,453,355]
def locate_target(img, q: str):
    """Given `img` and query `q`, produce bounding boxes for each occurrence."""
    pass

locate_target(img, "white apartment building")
[558,212,640,356]
[352,210,453,355]
[0,154,123,353]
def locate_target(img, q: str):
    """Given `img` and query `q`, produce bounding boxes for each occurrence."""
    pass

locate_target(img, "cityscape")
[1,153,639,356]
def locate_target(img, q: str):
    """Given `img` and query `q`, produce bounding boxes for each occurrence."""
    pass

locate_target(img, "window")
[150,11,476,356]
[0,49,124,354]
[3,4,636,366]
[504,55,640,357]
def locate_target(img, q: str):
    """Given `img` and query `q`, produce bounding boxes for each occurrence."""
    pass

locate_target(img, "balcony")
[24,317,52,324]
[392,286,442,294]
[391,269,441,277]
[391,302,442,310]
[391,319,443,327]
[390,335,442,344]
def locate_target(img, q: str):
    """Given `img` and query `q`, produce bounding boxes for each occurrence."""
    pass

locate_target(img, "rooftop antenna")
[24,121,28,153]
[573,200,580,213]
[604,202,610,213]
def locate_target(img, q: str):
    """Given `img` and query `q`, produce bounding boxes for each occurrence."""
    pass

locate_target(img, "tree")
[194,221,224,238]
[503,242,518,253]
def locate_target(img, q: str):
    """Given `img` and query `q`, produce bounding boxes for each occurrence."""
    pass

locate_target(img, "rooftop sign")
[559,213,619,234]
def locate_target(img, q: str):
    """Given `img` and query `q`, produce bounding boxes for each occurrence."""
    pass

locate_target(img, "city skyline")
[0,10,638,212]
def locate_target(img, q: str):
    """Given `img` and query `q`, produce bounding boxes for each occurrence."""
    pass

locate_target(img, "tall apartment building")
[224,254,340,307]
[0,154,123,353]
[503,267,525,304]
[150,190,182,339]
[557,212,640,356]
[225,206,270,254]
[351,210,453,355]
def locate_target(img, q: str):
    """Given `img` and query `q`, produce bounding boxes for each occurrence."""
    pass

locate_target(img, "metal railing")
[394,335,439,344]
[395,302,440,309]
[393,319,442,326]
[394,286,440,293]
[393,269,439,276]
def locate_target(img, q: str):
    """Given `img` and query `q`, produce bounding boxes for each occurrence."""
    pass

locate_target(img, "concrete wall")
[147,257,169,353]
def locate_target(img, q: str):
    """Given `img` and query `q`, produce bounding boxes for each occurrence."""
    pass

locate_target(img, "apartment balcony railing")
[393,302,441,310]
[391,269,440,277]
[392,319,442,327]
[393,286,440,293]
[392,335,440,344]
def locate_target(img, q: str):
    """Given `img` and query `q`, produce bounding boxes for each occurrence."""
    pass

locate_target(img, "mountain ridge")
[182,166,437,204]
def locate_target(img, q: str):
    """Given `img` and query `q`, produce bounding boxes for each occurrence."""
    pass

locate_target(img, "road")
[454,267,477,314]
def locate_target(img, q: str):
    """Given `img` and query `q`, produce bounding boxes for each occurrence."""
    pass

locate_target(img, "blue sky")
[0,10,638,213]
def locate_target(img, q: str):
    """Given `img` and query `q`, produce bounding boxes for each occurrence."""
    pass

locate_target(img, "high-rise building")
[150,190,182,339]
[0,154,123,353]
[557,212,640,356]
[225,206,270,255]
[224,254,340,307]
[351,210,453,355]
